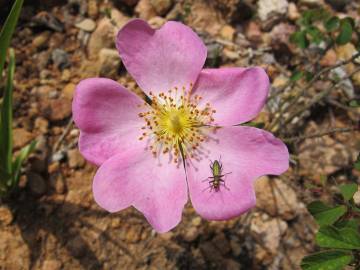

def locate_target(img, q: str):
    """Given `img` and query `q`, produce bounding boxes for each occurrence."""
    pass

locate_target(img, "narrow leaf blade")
[0,0,24,77]
[12,140,36,185]
[0,48,15,180]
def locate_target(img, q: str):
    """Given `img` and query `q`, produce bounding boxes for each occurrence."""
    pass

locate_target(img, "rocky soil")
[0,0,359,269]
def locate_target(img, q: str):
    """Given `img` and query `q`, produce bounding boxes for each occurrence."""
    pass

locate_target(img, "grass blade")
[0,48,15,184]
[0,167,11,196]
[12,140,36,186]
[0,0,24,77]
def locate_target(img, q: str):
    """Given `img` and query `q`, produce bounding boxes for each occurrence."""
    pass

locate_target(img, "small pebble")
[52,151,66,162]
[51,49,70,70]
[0,206,14,226]
[183,227,199,242]
[67,149,85,169]
[75,18,96,32]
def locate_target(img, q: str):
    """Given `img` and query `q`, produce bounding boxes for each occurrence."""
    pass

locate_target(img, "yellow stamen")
[138,84,216,163]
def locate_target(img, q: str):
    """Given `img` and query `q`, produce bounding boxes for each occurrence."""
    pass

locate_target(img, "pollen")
[138,84,216,163]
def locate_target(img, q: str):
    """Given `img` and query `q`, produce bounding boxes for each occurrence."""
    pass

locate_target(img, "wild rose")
[72,19,289,233]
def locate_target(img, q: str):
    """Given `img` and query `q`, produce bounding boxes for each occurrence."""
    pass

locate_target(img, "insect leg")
[202,185,212,192]
[202,176,215,182]
[220,182,230,191]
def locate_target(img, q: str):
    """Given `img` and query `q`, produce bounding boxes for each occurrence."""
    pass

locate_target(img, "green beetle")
[203,159,231,192]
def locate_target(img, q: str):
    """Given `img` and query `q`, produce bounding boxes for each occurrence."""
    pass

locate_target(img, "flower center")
[163,109,188,134]
[138,85,216,163]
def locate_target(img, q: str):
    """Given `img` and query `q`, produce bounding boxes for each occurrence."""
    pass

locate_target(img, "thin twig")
[281,66,360,128]
[280,50,359,106]
[53,117,73,152]
[268,52,360,131]
[309,51,360,84]
[327,98,360,115]
[267,80,296,103]
[281,127,357,143]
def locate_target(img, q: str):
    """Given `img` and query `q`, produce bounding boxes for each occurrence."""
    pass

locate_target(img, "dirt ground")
[0,0,359,269]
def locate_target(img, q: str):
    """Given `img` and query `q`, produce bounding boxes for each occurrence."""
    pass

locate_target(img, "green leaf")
[0,167,11,182]
[0,0,24,78]
[300,9,321,26]
[304,183,319,190]
[304,71,314,82]
[290,70,303,82]
[301,250,353,270]
[308,201,347,226]
[355,162,360,171]
[342,17,355,28]
[299,11,313,26]
[299,8,330,26]
[12,140,36,185]
[0,167,12,194]
[316,225,360,249]
[306,26,323,45]
[324,16,340,32]
[339,183,358,201]
[349,100,360,107]
[241,122,265,128]
[335,219,359,231]
[0,48,15,181]
[336,19,353,45]
[320,175,327,187]
[290,31,309,49]
[354,154,360,171]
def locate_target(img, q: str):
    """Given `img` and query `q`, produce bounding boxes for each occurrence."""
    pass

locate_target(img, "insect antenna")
[220,172,232,177]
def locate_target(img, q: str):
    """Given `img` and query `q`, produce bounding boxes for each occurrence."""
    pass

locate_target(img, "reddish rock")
[220,25,236,41]
[63,83,76,100]
[67,149,85,169]
[245,21,262,43]
[13,128,33,149]
[0,206,13,226]
[320,49,337,67]
[135,0,157,20]
[255,176,303,220]
[87,9,129,57]
[41,98,72,121]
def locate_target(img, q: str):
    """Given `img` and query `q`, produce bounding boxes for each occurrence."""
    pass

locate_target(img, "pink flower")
[72,19,289,233]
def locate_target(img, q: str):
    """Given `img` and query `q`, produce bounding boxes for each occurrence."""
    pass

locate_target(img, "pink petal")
[72,78,145,165]
[187,126,289,220]
[191,67,270,126]
[116,19,207,95]
[93,147,187,233]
